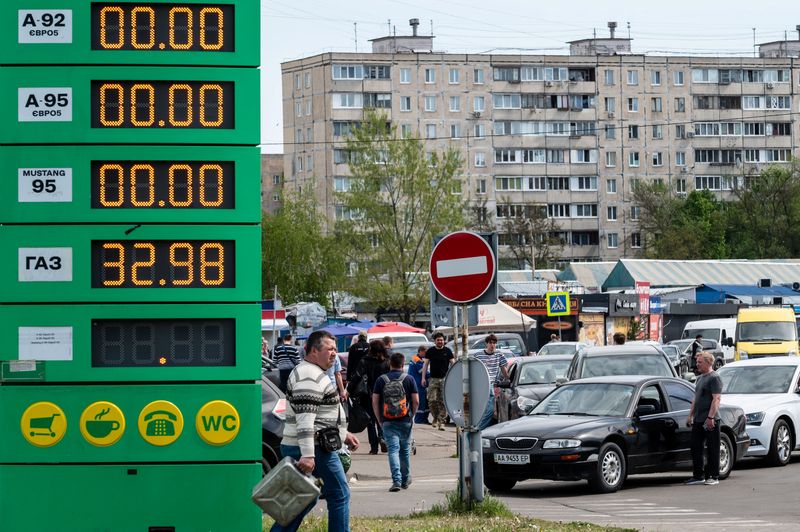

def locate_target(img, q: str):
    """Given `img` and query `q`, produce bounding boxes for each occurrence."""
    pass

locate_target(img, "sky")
[259,0,798,153]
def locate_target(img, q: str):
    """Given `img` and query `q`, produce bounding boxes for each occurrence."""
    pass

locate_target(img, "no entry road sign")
[430,231,496,304]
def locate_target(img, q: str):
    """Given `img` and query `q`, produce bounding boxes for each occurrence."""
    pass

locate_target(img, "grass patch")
[420,489,513,518]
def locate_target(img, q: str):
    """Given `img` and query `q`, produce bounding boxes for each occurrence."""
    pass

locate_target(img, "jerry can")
[252,456,320,526]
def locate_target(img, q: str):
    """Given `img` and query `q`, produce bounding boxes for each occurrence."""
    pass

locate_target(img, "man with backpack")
[372,352,419,492]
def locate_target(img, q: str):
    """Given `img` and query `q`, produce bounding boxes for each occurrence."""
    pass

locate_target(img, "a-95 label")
[18,88,72,122]
[18,247,73,282]
[18,10,73,44]
[18,168,73,202]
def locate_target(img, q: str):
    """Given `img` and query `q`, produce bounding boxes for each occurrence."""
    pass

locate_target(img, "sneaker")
[379,439,388,453]
[684,477,705,485]
[705,478,719,486]
[368,449,378,455]
[389,483,401,492]
[438,425,446,431]
[401,478,412,489]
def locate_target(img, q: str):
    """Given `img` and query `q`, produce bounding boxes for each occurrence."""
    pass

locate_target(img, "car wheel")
[588,442,626,493]
[713,358,723,370]
[484,476,516,492]
[262,442,280,476]
[767,419,793,467]
[718,432,733,480]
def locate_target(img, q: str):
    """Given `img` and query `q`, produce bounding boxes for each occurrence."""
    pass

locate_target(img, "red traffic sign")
[429,231,496,304]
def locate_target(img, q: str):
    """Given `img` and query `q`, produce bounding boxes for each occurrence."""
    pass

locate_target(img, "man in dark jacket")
[347,330,370,384]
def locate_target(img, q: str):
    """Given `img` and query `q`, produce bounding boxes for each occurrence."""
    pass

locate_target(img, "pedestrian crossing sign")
[546,292,570,316]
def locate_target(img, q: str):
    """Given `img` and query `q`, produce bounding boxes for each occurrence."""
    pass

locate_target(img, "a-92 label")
[18,88,72,122]
[18,10,73,44]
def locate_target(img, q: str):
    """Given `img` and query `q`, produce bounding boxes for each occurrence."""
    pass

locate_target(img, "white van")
[367,331,428,345]
[682,318,736,362]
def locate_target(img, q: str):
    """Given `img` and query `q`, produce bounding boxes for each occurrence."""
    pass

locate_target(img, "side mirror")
[635,404,656,417]
[683,372,697,382]
[523,403,536,415]
[555,377,567,386]
[722,337,734,348]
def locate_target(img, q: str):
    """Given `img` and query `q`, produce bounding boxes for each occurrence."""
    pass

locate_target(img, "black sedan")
[261,374,286,474]
[496,355,573,421]
[482,376,749,493]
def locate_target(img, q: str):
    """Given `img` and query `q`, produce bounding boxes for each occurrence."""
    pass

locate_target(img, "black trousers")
[691,421,720,480]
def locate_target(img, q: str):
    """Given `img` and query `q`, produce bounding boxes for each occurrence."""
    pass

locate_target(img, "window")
[493,93,521,109]
[332,64,363,80]
[272,193,279,202]
[631,233,642,248]
[474,123,485,138]
[424,68,436,83]
[604,69,615,85]
[426,124,436,139]
[363,93,391,108]
[364,65,390,79]
[574,204,598,217]
[332,92,362,108]
[605,151,617,167]
[651,70,661,85]
[295,101,302,117]
[449,68,460,84]
[676,151,686,166]
[400,96,411,111]
[630,205,640,220]
[628,125,639,139]
[652,125,663,139]
[676,178,686,194]
[473,69,484,84]
[305,100,312,115]
[629,151,640,167]
[495,148,517,163]
[295,73,301,89]
[692,68,718,83]
[651,97,662,112]
[495,176,522,191]
[548,177,569,190]
[627,70,638,85]
[450,124,460,138]
[571,149,596,163]
[605,124,616,139]
[607,178,617,193]
[272,175,281,185]
[400,124,412,138]
[674,97,685,112]
[295,129,301,143]
[520,66,543,81]
[607,206,617,221]
[476,179,486,195]
[473,96,485,112]
[575,176,598,190]
[304,72,311,88]
[544,67,568,81]
[547,204,569,218]
[449,96,461,112]
[333,121,358,136]
[674,70,684,86]
[424,95,436,112]
[652,152,663,166]
[333,176,351,192]
[527,176,547,191]
[607,233,619,248]
[627,98,638,112]
[474,152,486,167]
[306,127,312,142]
[605,97,616,112]
[675,125,686,139]
[695,175,732,190]
[493,67,521,82]
[400,68,410,83]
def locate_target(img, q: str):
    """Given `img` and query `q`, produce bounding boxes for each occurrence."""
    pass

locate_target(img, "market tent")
[435,301,535,334]
[349,320,376,330]
[261,319,290,331]
[368,321,426,334]
[320,324,361,337]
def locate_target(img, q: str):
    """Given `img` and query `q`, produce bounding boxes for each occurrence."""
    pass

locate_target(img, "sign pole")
[459,303,471,505]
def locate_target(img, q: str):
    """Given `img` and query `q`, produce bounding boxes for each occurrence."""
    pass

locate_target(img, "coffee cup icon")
[85,419,120,438]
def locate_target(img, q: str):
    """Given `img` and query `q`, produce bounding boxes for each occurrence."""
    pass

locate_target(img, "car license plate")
[494,453,530,465]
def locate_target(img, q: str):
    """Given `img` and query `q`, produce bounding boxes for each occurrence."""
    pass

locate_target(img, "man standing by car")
[274,330,360,532]
[475,334,510,430]
[685,351,723,486]
[273,334,301,393]
[421,332,454,430]
[372,352,419,492]
[690,334,703,372]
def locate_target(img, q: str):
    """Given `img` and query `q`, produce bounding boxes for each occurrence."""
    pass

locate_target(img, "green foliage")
[423,490,514,518]
[335,110,466,322]
[261,191,345,306]
[495,198,563,270]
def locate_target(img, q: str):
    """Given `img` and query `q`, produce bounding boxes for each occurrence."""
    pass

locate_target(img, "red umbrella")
[368,321,425,334]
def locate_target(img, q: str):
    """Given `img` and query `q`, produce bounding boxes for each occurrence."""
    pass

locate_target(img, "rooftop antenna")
[626,21,630,40]
[409,18,419,37]
[796,24,800,40]
[608,21,617,39]
[354,22,357,52]
[430,19,433,37]
[753,27,756,57]
[387,19,391,34]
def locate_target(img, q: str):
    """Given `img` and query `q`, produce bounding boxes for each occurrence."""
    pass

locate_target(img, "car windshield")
[661,345,679,360]
[539,344,579,356]
[518,359,571,385]
[580,354,673,378]
[737,322,797,342]
[669,340,692,352]
[718,365,796,394]
[532,383,634,417]
[683,328,719,340]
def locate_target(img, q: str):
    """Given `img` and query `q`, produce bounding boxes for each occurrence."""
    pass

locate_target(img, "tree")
[335,110,466,323]
[262,191,345,307]
[495,199,563,270]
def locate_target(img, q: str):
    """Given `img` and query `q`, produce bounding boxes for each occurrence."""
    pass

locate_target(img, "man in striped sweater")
[273,333,301,392]
[273,330,360,532]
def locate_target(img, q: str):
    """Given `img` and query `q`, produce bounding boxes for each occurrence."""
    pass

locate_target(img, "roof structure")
[602,259,800,291]
[558,262,616,292]
[697,283,800,305]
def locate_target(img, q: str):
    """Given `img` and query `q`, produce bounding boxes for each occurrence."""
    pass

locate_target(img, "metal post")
[460,304,471,505]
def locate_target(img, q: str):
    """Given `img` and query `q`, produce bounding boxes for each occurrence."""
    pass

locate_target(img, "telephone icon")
[144,410,177,436]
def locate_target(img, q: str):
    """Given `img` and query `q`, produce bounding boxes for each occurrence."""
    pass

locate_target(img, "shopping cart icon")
[29,413,61,437]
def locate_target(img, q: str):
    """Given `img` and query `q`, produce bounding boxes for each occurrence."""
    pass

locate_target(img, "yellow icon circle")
[79,401,126,447]
[196,400,240,446]
[138,400,183,446]
[20,402,67,447]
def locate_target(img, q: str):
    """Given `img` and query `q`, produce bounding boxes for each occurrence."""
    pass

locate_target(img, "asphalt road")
[312,423,800,531]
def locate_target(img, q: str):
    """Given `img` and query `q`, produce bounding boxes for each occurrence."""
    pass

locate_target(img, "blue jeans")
[270,443,350,532]
[382,421,413,485]
[477,393,495,430]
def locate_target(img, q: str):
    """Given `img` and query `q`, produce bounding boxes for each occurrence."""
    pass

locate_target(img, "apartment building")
[261,154,284,214]
[281,22,800,267]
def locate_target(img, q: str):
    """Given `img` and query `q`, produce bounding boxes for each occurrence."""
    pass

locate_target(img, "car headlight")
[516,396,538,410]
[739,350,748,360]
[543,439,581,449]
[745,411,765,425]
[482,438,491,448]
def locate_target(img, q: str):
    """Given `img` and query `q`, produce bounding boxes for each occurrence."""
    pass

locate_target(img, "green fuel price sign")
[0,0,259,66]
[0,225,260,302]
[0,66,259,144]
[0,145,260,223]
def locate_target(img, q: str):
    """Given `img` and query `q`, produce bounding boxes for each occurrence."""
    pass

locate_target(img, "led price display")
[91,80,233,129]
[91,318,235,367]
[90,160,234,209]
[91,240,234,288]
[91,3,234,52]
